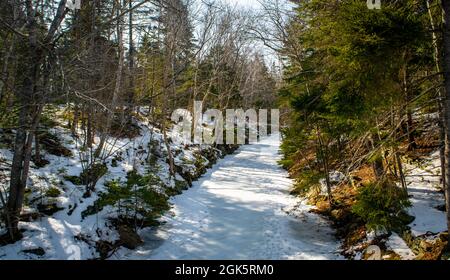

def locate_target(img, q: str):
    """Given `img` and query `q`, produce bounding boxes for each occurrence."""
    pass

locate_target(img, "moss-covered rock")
[22,247,46,256]
[38,131,72,157]
[37,203,64,216]
[63,175,83,185]
[45,187,61,198]
[116,224,143,250]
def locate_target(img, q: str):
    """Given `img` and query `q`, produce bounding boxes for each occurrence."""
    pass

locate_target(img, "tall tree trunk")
[403,59,416,151]
[7,125,28,239]
[6,0,67,239]
[6,4,42,239]
[427,0,446,190]
[440,0,450,236]
[127,0,135,119]
[0,0,18,105]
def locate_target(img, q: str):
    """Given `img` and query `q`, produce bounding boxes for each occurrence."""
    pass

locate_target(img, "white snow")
[319,171,346,194]
[404,151,447,236]
[386,232,416,260]
[0,108,208,259]
[1,107,343,260]
[116,134,342,260]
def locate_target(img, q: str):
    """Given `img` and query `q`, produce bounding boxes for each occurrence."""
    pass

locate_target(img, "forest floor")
[375,150,448,260]
[343,149,448,260]
[115,134,343,260]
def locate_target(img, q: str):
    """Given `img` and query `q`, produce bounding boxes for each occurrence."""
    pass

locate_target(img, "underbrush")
[309,177,413,259]
[281,111,450,259]
[81,170,170,227]
[352,180,411,232]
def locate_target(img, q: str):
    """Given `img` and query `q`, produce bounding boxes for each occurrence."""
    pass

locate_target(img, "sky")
[224,0,262,9]
[221,0,284,69]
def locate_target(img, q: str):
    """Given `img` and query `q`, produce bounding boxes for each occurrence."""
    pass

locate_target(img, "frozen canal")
[119,134,342,260]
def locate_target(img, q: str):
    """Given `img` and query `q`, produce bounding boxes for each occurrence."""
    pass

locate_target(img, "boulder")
[117,225,143,250]
[22,247,45,256]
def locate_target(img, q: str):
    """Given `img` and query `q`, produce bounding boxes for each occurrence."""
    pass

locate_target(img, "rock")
[22,247,45,256]
[439,232,449,242]
[37,203,64,216]
[20,211,41,222]
[67,203,78,216]
[329,171,346,184]
[31,155,50,168]
[96,240,114,260]
[397,211,415,225]
[174,180,189,192]
[117,225,143,249]
[319,171,346,194]
[39,132,72,157]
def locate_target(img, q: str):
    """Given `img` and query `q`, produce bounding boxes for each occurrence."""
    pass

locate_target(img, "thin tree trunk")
[403,59,416,150]
[427,0,446,190]
[7,3,42,238]
[127,0,135,120]
[396,152,407,190]
[317,129,332,202]
[86,107,93,148]
[0,35,15,105]
[162,122,175,177]
[34,131,40,166]
[7,125,28,238]
[95,13,124,158]
[72,104,79,136]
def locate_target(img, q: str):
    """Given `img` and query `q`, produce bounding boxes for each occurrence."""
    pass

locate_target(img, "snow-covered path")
[118,134,342,260]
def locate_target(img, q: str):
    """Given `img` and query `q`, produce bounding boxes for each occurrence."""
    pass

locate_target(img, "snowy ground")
[385,232,415,260]
[404,151,447,237]
[0,107,220,259]
[381,150,447,260]
[115,134,343,260]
